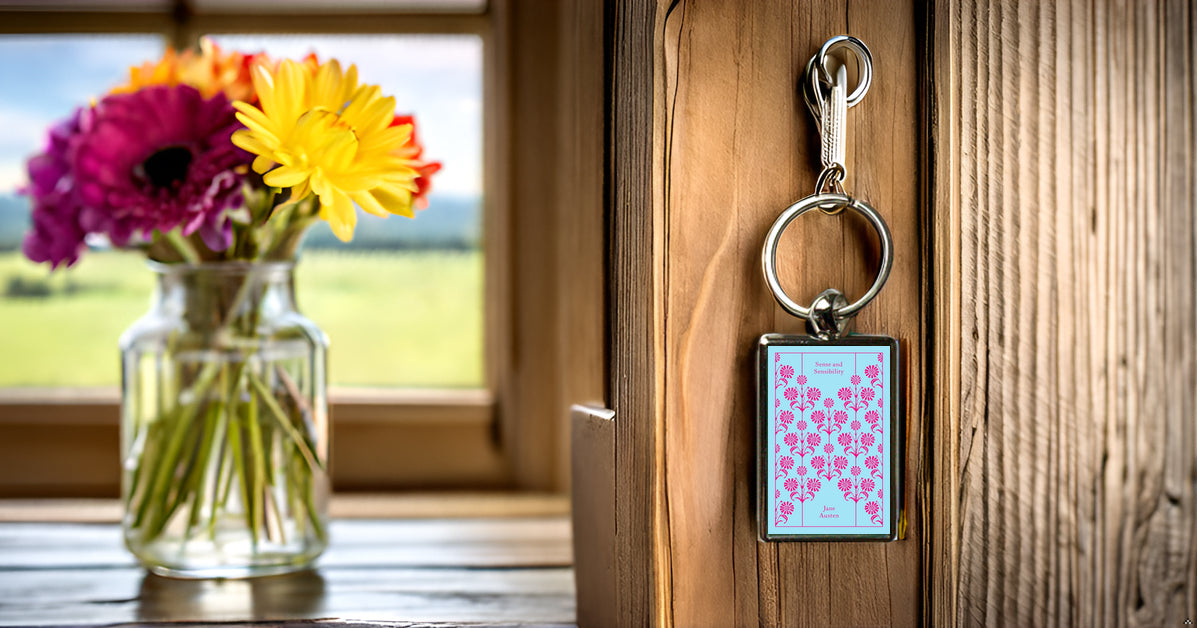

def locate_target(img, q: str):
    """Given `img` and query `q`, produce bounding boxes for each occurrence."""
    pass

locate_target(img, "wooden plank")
[656,1,922,626]
[929,0,1197,624]
[607,0,670,625]
[570,405,617,628]
[0,493,569,523]
[0,566,574,626]
[0,516,574,625]
[0,518,572,570]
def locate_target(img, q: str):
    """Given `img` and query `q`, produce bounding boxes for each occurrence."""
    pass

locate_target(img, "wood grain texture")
[607,0,671,625]
[929,0,1197,625]
[0,518,574,625]
[657,1,922,626]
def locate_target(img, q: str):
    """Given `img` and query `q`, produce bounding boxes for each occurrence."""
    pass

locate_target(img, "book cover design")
[765,344,891,537]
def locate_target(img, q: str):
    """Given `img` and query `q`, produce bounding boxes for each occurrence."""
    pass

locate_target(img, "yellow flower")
[231,59,419,241]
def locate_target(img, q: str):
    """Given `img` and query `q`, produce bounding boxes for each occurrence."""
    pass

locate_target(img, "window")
[0,1,585,496]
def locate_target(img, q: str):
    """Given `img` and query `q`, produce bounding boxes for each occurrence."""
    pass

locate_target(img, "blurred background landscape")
[0,33,485,389]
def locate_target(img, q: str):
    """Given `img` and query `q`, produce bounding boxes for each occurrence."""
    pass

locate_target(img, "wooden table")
[0,497,576,627]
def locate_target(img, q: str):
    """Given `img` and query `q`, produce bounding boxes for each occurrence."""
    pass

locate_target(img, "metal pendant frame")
[757,333,901,542]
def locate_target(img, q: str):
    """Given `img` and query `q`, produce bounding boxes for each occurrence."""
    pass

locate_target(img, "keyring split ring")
[802,35,873,118]
[761,193,893,320]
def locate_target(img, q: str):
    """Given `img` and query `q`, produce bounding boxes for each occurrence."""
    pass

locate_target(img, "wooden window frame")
[0,0,606,497]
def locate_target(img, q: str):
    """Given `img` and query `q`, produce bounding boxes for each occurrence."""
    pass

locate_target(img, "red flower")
[861,388,876,402]
[780,365,794,380]
[807,433,822,447]
[850,374,861,386]
[850,420,861,431]
[779,410,794,426]
[807,388,821,402]
[389,113,442,210]
[833,456,848,471]
[837,478,852,492]
[812,456,826,470]
[865,410,880,424]
[797,375,808,385]
[806,478,821,493]
[861,479,875,492]
[837,433,852,447]
[784,478,798,492]
[823,443,834,454]
[833,411,848,425]
[780,502,794,515]
[784,432,799,447]
[797,466,808,477]
[784,387,799,402]
[850,465,861,477]
[779,456,794,470]
[862,434,876,448]
[865,364,880,379]
[823,398,835,409]
[865,501,880,515]
[837,387,853,401]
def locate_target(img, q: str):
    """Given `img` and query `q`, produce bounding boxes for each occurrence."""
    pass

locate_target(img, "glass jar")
[120,261,329,578]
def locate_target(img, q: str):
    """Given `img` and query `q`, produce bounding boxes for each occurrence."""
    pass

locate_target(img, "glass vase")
[120,261,329,578]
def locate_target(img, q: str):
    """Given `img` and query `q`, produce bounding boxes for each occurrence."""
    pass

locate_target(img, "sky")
[0,32,482,197]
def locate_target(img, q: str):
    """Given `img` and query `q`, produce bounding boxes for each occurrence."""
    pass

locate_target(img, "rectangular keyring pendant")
[758,333,901,541]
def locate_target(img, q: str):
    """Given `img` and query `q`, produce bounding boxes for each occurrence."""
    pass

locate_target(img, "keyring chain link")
[761,36,890,338]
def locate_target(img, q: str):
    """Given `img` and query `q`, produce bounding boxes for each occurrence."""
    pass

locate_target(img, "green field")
[0,250,483,388]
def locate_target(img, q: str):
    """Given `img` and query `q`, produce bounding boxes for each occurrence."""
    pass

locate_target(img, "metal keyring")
[802,35,873,120]
[761,193,893,320]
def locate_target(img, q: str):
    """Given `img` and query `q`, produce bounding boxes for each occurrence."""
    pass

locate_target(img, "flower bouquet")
[21,39,439,577]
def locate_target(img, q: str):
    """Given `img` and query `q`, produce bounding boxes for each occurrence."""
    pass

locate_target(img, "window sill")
[0,493,574,626]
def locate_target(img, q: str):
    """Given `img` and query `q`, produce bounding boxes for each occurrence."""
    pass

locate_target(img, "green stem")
[247,371,324,473]
[164,229,200,264]
[245,381,268,544]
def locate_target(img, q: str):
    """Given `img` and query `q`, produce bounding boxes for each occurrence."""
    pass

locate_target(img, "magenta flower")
[851,465,861,477]
[784,387,799,402]
[24,85,250,267]
[797,466,808,477]
[779,456,794,471]
[22,108,90,267]
[784,432,799,448]
[865,456,879,470]
[806,478,821,493]
[861,479,875,492]
[775,489,780,498]
[833,410,848,425]
[850,374,861,386]
[796,420,807,432]
[823,443,834,454]
[837,478,852,492]
[774,444,780,453]
[837,387,853,401]
[861,388,876,402]
[850,420,861,431]
[865,501,880,515]
[823,398,834,409]
[862,434,876,447]
[807,388,821,402]
[784,478,798,492]
[812,456,826,470]
[865,410,880,425]
[877,488,884,499]
[797,375,807,385]
[780,365,794,380]
[806,433,821,447]
[833,456,848,471]
[780,502,794,516]
[774,399,780,408]
[877,352,884,363]
[811,410,826,425]
[779,410,794,426]
[865,364,880,379]
[837,433,852,447]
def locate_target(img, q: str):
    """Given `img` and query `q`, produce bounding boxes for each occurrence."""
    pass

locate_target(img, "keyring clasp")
[761,193,893,324]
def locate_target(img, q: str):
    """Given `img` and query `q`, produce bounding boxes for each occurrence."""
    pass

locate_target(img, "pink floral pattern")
[768,347,891,533]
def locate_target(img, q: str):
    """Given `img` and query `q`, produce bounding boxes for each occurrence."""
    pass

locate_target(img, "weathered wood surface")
[608,0,671,626]
[655,1,923,626]
[0,518,574,626]
[929,0,1197,625]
